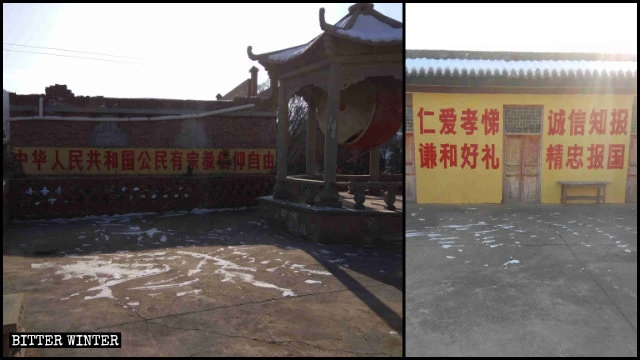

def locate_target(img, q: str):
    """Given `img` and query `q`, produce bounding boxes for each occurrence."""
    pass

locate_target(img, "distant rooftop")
[8,84,272,118]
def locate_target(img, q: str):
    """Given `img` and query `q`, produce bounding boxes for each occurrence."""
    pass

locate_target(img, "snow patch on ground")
[60,292,80,300]
[177,251,256,272]
[32,258,171,301]
[327,258,345,264]
[188,260,207,276]
[406,231,429,238]
[146,251,167,256]
[215,269,295,297]
[299,269,332,276]
[475,229,498,235]
[130,278,199,291]
[176,289,202,297]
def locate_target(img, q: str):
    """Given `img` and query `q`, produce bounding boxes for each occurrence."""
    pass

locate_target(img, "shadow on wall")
[89,119,214,149]
[172,119,213,148]
[90,122,129,148]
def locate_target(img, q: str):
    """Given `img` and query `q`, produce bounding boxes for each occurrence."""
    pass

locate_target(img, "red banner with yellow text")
[11,147,276,175]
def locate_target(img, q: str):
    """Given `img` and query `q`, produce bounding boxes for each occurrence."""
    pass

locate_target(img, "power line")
[3,42,156,61]
[3,49,148,65]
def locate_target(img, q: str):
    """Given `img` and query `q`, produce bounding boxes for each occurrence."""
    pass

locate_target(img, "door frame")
[502,104,544,204]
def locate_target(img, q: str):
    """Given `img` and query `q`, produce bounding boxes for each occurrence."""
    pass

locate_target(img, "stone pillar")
[269,74,278,107]
[306,99,317,176]
[318,64,342,208]
[368,146,382,196]
[272,79,289,200]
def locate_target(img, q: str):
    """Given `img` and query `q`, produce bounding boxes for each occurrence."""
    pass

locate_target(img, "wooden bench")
[557,181,610,205]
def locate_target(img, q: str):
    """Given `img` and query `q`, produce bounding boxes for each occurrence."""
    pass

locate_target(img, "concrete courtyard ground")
[3,208,402,357]
[406,203,637,357]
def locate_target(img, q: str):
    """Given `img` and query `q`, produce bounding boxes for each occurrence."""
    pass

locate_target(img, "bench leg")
[597,186,601,204]
[561,185,566,205]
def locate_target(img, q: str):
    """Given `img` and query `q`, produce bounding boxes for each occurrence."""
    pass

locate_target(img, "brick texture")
[10,116,276,149]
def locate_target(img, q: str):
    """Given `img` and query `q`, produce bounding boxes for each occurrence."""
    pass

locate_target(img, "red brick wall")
[10,115,276,148]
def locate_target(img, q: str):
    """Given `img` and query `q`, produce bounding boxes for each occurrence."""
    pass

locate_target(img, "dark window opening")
[504,105,543,134]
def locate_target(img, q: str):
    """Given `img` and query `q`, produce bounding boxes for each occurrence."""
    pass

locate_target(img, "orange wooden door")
[503,135,541,203]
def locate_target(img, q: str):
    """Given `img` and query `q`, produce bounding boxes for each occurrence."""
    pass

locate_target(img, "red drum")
[317,77,402,150]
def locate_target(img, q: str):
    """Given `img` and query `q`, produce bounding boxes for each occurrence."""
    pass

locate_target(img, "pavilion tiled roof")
[321,3,402,44]
[248,3,402,65]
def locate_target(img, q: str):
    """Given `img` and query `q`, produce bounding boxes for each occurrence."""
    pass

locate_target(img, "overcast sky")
[407,3,637,54]
[3,3,402,100]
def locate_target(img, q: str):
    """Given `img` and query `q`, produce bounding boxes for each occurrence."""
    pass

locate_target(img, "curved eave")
[248,4,402,67]
[247,34,322,66]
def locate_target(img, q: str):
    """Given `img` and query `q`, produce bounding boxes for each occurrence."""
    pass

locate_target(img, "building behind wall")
[7,66,276,164]
[406,50,637,204]
[4,69,279,219]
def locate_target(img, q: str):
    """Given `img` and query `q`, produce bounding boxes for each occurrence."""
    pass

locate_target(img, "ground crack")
[94,284,387,332]
[556,227,637,333]
[149,321,389,356]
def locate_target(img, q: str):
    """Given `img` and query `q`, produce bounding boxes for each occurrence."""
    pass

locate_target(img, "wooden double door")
[503,135,541,204]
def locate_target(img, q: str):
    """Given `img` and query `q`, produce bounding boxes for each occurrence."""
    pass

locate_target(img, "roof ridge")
[405,57,637,80]
[406,50,637,62]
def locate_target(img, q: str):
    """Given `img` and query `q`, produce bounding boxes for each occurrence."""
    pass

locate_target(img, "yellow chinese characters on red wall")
[11,148,276,175]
